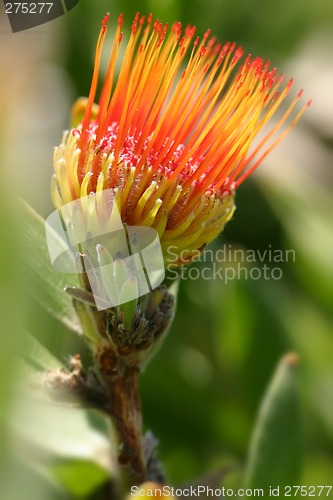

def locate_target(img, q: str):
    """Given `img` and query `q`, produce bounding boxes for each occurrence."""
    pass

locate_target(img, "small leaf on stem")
[244,353,302,490]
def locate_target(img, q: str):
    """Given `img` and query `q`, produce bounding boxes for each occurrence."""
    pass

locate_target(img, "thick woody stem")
[72,269,148,485]
[97,346,146,485]
[109,365,145,482]
[70,275,175,488]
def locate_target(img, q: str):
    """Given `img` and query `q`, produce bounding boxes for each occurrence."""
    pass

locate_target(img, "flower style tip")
[52,13,309,266]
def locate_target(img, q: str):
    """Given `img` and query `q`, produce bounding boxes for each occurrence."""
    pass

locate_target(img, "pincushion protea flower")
[52,12,309,266]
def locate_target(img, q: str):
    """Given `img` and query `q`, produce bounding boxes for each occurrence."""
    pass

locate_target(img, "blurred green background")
[0,0,333,497]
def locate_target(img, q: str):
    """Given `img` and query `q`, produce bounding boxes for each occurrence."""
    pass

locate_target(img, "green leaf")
[10,395,114,473]
[244,353,302,490]
[19,200,82,333]
[20,329,63,372]
[49,460,109,498]
[2,455,69,500]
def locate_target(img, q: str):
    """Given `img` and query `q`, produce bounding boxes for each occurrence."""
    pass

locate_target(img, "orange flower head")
[52,13,309,266]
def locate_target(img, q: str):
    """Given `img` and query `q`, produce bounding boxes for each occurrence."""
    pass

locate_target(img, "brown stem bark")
[97,346,146,486]
[73,274,175,489]
[108,365,146,483]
